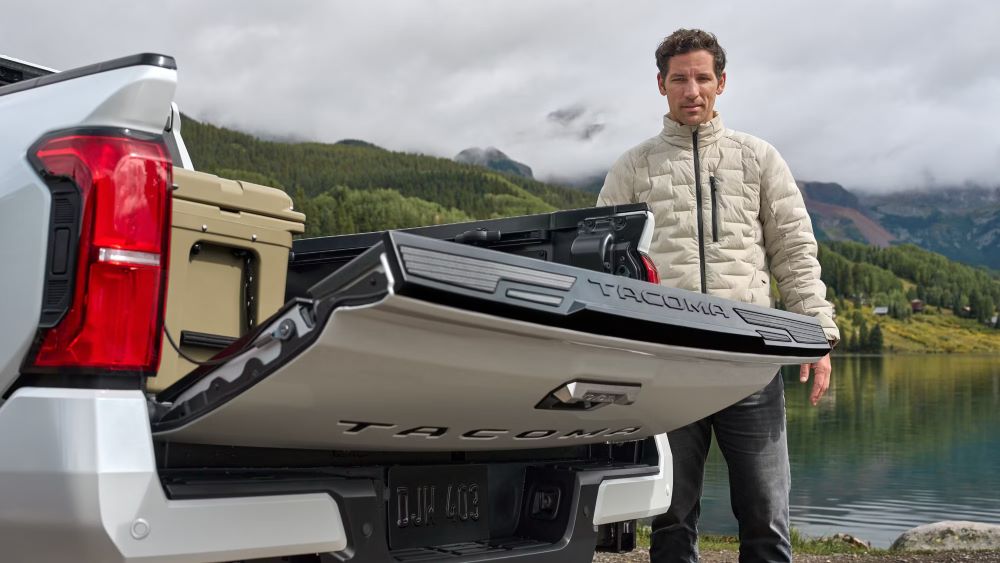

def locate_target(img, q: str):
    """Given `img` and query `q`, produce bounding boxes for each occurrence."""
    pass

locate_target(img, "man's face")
[657,50,726,126]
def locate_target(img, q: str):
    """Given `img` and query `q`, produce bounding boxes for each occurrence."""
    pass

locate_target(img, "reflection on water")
[698,355,1000,548]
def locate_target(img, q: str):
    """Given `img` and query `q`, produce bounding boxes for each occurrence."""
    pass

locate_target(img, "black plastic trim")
[0,53,175,97]
[179,331,239,350]
[287,204,651,302]
[382,232,828,358]
[4,373,142,398]
[36,177,81,328]
[158,460,657,562]
[0,56,52,86]
[736,308,828,345]
[291,204,649,260]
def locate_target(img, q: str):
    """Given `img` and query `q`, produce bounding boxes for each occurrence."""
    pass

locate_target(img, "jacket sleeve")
[758,144,841,345]
[596,152,637,206]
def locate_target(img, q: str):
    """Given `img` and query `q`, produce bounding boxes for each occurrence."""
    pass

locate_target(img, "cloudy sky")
[5,0,999,190]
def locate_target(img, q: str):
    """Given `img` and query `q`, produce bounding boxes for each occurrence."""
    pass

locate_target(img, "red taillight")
[30,133,172,375]
[640,252,660,285]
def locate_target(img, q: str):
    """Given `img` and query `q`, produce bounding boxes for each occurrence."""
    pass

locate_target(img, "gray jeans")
[650,373,791,563]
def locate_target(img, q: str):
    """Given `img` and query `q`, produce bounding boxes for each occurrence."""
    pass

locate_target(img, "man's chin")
[669,112,710,126]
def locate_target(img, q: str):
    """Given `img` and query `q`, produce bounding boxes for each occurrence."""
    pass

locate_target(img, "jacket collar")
[659,112,725,149]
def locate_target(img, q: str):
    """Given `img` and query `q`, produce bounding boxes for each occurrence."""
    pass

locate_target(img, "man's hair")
[655,29,726,80]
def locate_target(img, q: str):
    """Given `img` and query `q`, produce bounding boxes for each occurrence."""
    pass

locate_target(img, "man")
[596,29,840,563]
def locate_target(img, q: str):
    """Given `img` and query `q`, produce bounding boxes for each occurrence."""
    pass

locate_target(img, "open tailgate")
[152,231,829,450]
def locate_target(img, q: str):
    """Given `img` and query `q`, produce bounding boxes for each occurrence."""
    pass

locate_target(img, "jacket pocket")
[709,176,719,243]
[745,269,772,305]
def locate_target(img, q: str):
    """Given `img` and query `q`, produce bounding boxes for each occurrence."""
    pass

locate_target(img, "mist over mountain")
[546,173,606,194]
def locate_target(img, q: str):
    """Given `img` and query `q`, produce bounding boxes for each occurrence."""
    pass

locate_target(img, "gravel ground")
[593,548,1000,562]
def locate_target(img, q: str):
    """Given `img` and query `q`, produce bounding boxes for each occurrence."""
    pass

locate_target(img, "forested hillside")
[821,242,999,324]
[818,242,1000,352]
[181,115,593,235]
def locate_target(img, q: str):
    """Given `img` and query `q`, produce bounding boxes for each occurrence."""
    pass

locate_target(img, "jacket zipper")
[710,175,719,243]
[692,131,707,293]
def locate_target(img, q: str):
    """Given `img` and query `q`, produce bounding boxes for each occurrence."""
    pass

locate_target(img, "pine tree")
[858,320,870,353]
[870,324,884,352]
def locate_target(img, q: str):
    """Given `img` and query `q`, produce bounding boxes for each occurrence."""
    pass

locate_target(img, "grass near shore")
[834,304,1000,354]
[637,526,889,556]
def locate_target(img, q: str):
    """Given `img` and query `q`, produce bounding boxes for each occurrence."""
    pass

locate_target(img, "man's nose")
[684,79,700,98]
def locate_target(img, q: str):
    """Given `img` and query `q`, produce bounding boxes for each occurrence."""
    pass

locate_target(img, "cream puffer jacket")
[597,114,840,344]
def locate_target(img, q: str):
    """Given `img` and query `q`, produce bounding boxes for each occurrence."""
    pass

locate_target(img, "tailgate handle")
[455,228,501,245]
[536,381,641,411]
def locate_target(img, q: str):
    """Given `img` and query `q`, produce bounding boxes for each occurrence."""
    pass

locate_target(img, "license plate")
[388,465,489,549]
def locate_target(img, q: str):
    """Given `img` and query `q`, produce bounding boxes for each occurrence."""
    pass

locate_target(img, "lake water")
[697,354,1000,548]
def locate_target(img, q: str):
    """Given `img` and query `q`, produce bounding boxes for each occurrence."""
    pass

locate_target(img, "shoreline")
[591,526,1000,562]
[594,548,1000,562]
[830,351,1000,357]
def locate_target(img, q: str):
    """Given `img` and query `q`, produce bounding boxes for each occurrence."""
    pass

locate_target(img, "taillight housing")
[27,130,172,375]
[639,252,660,285]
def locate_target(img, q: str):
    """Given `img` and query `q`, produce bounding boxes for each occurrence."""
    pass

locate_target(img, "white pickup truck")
[0,53,829,562]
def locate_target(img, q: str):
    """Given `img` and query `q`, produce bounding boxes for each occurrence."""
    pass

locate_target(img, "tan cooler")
[155,168,305,392]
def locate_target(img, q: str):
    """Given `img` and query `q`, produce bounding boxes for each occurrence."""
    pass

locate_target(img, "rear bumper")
[0,388,670,562]
[0,388,346,562]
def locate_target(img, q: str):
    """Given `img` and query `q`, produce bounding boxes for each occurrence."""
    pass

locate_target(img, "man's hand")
[799,353,832,406]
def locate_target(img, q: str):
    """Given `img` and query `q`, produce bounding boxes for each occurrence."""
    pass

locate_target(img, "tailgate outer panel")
[153,232,826,451]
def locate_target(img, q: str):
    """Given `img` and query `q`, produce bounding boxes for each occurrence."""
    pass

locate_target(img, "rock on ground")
[892,521,1000,552]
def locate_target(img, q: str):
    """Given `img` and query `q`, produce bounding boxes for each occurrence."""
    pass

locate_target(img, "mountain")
[454,147,533,179]
[798,181,896,248]
[798,181,998,271]
[860,187,1000,271]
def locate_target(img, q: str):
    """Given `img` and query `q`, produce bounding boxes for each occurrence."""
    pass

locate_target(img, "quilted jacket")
[597,113,839,344]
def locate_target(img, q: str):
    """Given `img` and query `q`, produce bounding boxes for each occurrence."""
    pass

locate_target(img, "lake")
[697,354,1000,548]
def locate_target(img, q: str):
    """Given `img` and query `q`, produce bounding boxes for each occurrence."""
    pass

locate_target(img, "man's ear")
[717,72,727,95]
[657,72,668,96]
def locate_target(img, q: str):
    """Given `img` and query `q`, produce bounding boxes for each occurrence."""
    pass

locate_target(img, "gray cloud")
[580,123,605,141]
[546,104,605,141]
[548,105,586,126]
[3,0,998,191]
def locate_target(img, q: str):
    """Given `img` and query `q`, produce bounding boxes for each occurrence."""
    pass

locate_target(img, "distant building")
[873,306,889,316]
[910,299,925,313]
